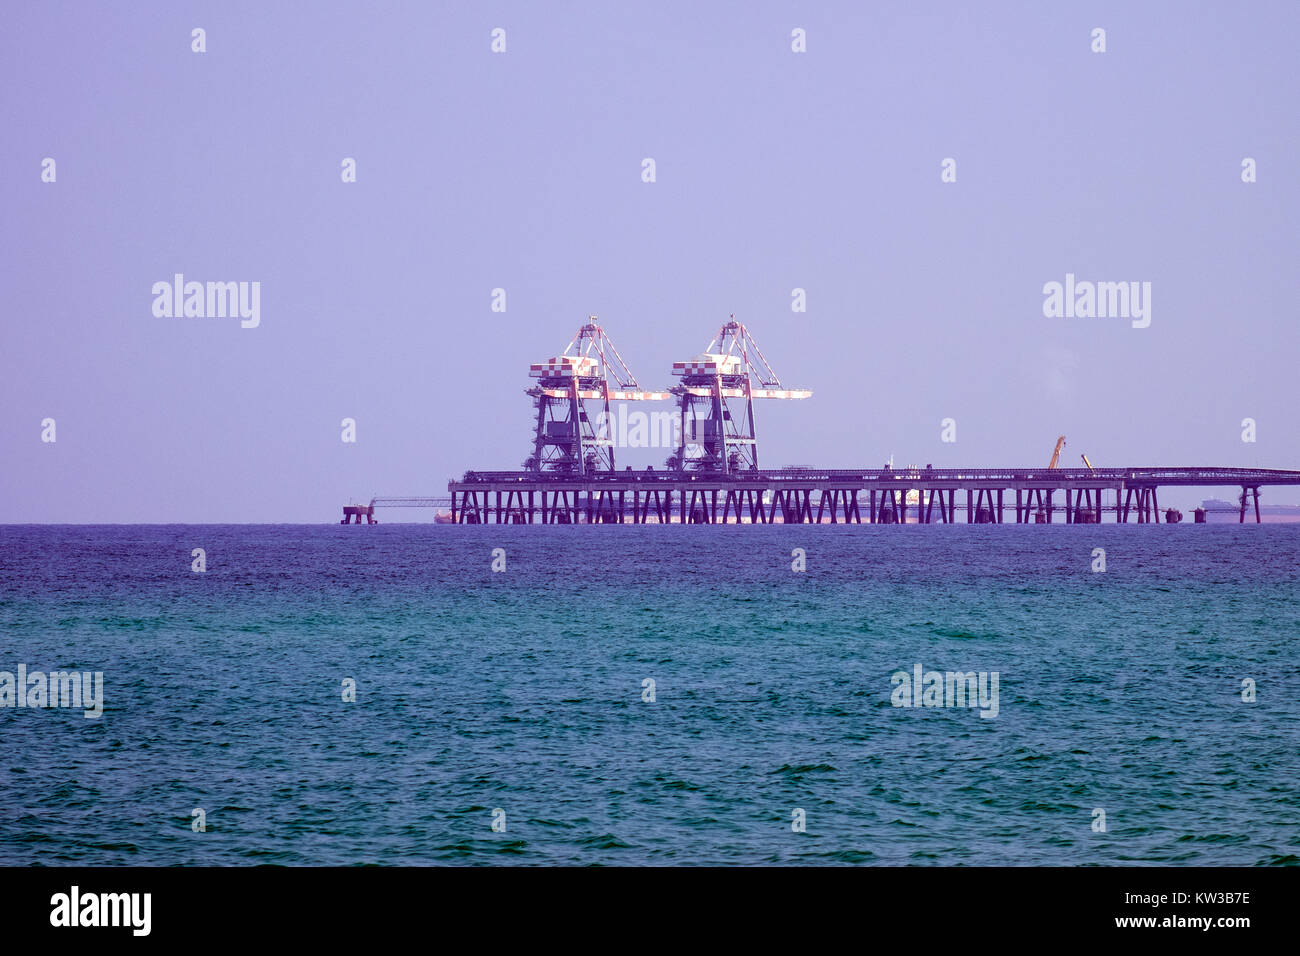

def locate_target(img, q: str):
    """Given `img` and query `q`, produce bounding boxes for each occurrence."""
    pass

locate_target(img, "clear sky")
[3,1,1297,521]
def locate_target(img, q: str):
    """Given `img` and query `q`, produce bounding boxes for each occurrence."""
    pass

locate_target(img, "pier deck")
[441,467,1300,525]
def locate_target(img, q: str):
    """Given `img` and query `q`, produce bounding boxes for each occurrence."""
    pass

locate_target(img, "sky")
[3,1,1297,522]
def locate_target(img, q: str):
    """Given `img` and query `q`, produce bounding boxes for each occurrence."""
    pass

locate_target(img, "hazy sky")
[3,1,1297,521]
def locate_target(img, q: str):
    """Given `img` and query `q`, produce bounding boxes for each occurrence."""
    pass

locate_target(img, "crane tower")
[525,318,668,476]
[668,317,812,474]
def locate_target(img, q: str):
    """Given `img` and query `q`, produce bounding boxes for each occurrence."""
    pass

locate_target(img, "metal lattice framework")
[525,317,668,476]
[668,317,812,474]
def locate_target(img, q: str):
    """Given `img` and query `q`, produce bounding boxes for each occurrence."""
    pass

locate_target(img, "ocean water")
[0,524,1297,866]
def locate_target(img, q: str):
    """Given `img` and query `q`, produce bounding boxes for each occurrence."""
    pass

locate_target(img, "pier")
[343,317,1300,527]
[340,497,452,524]
[443,467,1300,525]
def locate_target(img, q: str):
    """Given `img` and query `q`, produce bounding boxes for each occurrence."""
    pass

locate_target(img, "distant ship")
[1201,498,1300,523]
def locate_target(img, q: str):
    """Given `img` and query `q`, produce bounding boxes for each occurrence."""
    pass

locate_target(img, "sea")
[1,524,1297,866]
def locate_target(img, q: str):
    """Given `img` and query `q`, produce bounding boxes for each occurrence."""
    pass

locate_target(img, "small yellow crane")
[1081,453,1096,475]
[1047,435,1066,469]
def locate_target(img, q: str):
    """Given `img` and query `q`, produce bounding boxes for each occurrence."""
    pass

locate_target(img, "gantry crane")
[667,317,811,474]
[525,318,668,476]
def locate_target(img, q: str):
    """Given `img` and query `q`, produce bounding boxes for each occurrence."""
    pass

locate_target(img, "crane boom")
[1047,435,1066,469]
